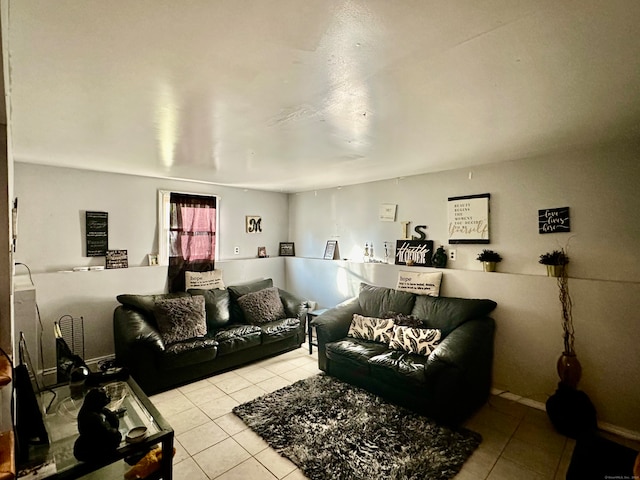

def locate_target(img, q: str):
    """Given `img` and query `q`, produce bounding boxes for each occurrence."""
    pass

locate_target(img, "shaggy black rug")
[232,374,481,480]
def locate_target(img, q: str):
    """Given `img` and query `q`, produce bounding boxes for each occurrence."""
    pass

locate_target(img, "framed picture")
[106,249,128,269]
[447,193,490,244]
[279,242,295,256]
[395,240,434,266]
[538,207,570,234]
[246,216,262,233]
[323,240,338,260]
[257,246,267,258]
[379,203,397,222]
[148,254,158,266]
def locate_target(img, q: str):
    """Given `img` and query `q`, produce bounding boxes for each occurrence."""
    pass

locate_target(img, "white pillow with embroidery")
[185,270,225,290]
[347,314,395,344]
[388,325,441,356]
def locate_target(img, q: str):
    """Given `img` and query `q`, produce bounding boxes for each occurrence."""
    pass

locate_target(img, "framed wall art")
[246,216,262,233]
[395,240,434,266]
[279,242,295,256]
[447,193,490,244]
[538,207,570,234]
[323,240,338,260]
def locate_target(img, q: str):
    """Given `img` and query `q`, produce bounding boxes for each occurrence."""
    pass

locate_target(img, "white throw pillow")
[348,314,395,344]
[185,270,225,290]
[388,325,441,356]
[396,271,442,297]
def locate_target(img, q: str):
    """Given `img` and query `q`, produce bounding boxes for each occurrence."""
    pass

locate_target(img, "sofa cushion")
[358,283,415,318]
[410,295,497,337]
[326,338,389,370]
[159,338,218,370]
[368,350,430,387]
[188,288,231,330]
[388,325,441,356]
[347,314,394,344]
[117,292,191,323]
[212,325,262,356]
[228,278,274,323]
[237,287,285,325]
[260,318,300,344]
[154,295,207,345]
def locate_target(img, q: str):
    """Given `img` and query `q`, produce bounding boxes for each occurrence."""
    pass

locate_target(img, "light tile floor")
[88,345,639,479]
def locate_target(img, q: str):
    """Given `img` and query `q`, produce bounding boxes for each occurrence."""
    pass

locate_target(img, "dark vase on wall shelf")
[432,246,447,268]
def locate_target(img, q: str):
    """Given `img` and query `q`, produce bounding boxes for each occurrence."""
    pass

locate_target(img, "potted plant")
[476,249,502,272]
[539,249,569,277]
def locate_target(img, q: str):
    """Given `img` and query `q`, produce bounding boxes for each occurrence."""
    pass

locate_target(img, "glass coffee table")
[18,377,173,480]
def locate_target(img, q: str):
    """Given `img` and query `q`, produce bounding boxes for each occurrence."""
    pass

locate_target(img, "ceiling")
[4,0,640,193]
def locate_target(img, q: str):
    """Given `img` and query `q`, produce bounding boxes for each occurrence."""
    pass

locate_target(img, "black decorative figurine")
[432,246,448,268]
[73,387,122,462]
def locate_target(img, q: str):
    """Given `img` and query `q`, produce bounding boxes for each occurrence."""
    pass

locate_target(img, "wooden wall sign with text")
[395,240,434,266]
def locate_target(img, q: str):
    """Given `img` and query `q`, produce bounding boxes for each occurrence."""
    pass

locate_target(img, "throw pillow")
[388,325,441,356]
[184,270,225,290]
[117,292,191,320]
[154,295,207,345]
[237,287,285,325]
[396,270,443,297]
[347,313,395,344]
[383,311,425,328]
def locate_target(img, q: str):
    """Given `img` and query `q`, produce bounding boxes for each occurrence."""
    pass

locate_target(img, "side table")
[306,308,328,354]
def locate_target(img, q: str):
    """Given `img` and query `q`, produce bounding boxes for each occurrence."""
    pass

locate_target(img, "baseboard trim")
[490,387,640,442]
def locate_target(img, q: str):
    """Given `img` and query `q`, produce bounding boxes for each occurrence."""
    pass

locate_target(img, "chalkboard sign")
[86,211,108,256]
[539,207,570,234]
[106,250,128,269]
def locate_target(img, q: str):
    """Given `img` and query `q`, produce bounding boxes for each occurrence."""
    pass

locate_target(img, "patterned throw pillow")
[154,295,207,345]
[347,314,395,344]
[388,325,441,356]
[237,287,286,324]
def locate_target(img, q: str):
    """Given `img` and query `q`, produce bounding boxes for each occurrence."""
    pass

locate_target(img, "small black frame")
[279,242,295,256]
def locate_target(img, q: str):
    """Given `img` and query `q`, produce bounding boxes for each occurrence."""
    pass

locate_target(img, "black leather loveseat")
[113,278,306,394]
[312,283,497,425]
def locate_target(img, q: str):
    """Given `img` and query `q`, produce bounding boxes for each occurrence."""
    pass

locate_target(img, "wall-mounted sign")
[106,249,128,269]
[85,211,108,257]
[538,207,570,234]
[447,193,490,244]
[395,240,434,267]
[379,204,397,222]
[246,216,262,233]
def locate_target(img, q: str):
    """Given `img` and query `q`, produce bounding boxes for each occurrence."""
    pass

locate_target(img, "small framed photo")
[323,240,338,260]
[257,246,267,258]
[279,242,295,256]
[148,254,158,266]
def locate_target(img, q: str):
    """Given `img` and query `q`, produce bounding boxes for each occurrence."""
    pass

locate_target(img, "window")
[158,190,219,291]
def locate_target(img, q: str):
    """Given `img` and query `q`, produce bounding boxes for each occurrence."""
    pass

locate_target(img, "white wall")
[13,164,289,376]
[286,140,640,434]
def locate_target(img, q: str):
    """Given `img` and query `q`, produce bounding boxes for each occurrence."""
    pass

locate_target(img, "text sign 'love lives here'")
[538,207,570,234]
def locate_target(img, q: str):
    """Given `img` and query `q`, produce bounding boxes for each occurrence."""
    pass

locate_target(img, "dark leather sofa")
[312,283,497,425]
[113,278,307,394]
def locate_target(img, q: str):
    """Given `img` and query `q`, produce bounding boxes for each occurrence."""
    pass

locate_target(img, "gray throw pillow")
[237,287,285,325]
[154,295,207,345]
[117,292,191,319]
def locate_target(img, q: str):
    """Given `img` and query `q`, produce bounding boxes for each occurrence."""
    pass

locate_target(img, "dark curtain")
[167,193,216,292]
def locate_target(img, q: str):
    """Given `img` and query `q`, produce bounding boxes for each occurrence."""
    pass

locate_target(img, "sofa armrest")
[311,297,361,371]
[278,289,308,320]
[113,306,165,354]
[426,316,495,377]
